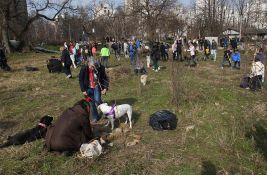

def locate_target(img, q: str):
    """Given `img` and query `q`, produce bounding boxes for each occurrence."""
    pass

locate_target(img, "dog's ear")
[103,103,108,106]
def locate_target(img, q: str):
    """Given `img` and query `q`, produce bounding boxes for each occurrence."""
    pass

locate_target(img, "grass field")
[0,50,266,175]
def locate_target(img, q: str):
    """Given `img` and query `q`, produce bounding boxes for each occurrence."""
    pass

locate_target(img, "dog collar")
[105,104,116,117]
[38,123,47,128]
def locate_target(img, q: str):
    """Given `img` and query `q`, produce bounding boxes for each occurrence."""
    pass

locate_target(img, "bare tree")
[0,0,74,53]
[233,0,252,39]
[127,0,177,41]
[193,0,230,37]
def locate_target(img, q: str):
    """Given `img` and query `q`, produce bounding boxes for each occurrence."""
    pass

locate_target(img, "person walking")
[100,44,110,68]
[61,46,72,78]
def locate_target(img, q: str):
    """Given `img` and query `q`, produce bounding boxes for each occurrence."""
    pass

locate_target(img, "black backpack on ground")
[47,59,63,73]
[149,110,178,131]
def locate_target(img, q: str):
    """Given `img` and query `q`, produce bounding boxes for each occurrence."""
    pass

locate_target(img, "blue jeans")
[86,86,101,121]
[129,52,135,66]
[101,56,108,68]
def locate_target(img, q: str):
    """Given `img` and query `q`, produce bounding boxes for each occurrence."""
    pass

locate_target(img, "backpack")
[149,110,177,131]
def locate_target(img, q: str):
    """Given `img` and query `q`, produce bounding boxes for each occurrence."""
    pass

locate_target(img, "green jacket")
[100,47,110,57]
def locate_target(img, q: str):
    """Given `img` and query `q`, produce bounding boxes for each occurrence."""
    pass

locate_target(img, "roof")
[222,29,240,35]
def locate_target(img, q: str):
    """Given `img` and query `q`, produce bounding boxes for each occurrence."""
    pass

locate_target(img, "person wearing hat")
[79,58,109,123]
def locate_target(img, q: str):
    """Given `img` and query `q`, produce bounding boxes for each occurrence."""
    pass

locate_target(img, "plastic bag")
[149,110,177,131]
[80,140,103,158]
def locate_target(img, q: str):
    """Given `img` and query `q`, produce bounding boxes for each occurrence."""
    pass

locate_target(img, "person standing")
[255,48,265,64]
[223,37,229,50]
[151,43,161,72]
[128,41,136,67]
[221,46,233,69]
[79,58,109,123]
[176,40,182,61]
[211,40,218,62]
[231,38,238,51]
[92,44,97,58]
[203,40,210,61]
[0,44,11,71]
[69,42,77,69]
[188,42,197,66]
[172,40,177,61]
[160,43,167,61]
[61,46,72,78]
[100,44,110,68]
[231,49,241,69]
[123,41,128,58]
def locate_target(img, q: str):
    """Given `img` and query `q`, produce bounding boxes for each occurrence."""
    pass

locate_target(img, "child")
[231,49,241,69]
[221,47,232,69]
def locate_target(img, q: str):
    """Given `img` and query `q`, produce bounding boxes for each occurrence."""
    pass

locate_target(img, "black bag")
[149,110,178,131]
[240,76,250,88]
[47,59,63,73]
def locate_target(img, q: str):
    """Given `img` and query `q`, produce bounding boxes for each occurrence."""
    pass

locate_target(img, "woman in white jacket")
[249,57,265,91]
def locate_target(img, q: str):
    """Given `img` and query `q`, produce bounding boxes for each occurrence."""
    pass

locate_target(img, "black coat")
[79,63,109,92]
[45,102,93,152]
[61,49,72,66]
[151,45,160,61]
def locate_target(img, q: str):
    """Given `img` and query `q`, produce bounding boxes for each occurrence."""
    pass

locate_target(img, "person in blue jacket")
[231,49,241,69]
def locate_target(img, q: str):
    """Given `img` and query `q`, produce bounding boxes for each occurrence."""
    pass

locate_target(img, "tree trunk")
[239,15,242,40]
[2,18,11,53]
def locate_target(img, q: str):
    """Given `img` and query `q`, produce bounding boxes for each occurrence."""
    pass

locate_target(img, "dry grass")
[0,50,266,174]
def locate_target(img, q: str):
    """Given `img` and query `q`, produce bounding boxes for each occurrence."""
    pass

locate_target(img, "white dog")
[140,74,147,86]
[98,103,133,130]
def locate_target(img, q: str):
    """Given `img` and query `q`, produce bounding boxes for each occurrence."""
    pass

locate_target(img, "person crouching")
[45,99,94,155]
[249,57,265,91]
